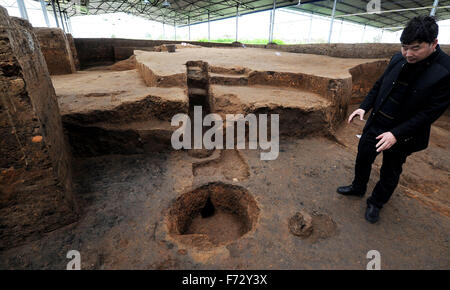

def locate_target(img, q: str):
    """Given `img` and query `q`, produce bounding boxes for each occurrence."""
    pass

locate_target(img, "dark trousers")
[352,123,412,208]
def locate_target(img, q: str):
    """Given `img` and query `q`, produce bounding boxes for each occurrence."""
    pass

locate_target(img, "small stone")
[288,210,313,238]
[32,135,42,143]
[178,249,187,255]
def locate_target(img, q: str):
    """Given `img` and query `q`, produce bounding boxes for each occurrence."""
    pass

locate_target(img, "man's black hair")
[400,15,439,44]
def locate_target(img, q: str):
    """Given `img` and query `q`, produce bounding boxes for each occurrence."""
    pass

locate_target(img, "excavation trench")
[186,60,212,114]
[185,60,217,158]
[167,182,260,249]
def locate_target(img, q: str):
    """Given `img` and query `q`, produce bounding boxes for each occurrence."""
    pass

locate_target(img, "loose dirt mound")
[107,55,136,71]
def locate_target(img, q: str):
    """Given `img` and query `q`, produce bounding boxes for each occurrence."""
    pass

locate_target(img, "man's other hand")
[348,108,366,124]
[375,132,397,152]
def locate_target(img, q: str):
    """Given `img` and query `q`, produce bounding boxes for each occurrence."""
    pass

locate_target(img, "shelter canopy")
[44,0,450,31]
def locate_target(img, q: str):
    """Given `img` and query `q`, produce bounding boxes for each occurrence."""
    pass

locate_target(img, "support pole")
[269,0,276,43]
[235,4,239,42]
[328,0,338,43]
[40,0,50,27]
[51,0,60,28]
[65,11,71,33]
[430,0,439,16]
[163,21,165,39]
[268,10,273,43]
[338,19,343,43]
[56,0,66,32]
[67,12,73,33]
[63,11,68,33]
[361,24,366,43]
[188,16,190,40]
[16,0,29,20]
[174,20,176,40]
[307,12,313,43]
[208,12,210,41]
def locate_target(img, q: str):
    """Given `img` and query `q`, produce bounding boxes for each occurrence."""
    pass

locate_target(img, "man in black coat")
[337,16,450,223]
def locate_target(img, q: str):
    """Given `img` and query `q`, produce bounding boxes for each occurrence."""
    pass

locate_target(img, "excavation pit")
[167,182,259,249]
[3,18,450,268]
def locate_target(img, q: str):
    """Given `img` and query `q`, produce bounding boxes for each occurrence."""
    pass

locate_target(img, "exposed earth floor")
[1,108,448,270]
[0,48,448,269]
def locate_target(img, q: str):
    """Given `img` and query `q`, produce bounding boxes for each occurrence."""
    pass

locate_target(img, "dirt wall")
[74,38,232,69]
[74,38,450,68]
[34,27,76,75]
[242,70,352,131]
[0,9,78,250]
[349,60,389,103]
[66,33,80,71]
[246,43,450,59]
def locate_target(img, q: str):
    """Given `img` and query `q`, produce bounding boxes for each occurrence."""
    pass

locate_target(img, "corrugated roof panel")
[44,0,450,30]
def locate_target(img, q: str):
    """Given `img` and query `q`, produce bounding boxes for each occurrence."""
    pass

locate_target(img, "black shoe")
[337,185,366,197]
[365,203,380,224]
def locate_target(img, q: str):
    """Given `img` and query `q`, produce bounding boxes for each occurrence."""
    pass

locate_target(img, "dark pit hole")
[167,182,259,248]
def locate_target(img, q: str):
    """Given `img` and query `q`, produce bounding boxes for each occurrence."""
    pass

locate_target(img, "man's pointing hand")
[348,108,366,124]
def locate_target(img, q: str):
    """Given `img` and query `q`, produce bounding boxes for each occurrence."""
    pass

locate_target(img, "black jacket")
[359,45,450,152]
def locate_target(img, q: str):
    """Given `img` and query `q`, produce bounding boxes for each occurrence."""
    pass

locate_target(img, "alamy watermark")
[66,250,81,270]
[366,250,381,270]
[65,249,381,269]
[171,106,279,160]
[367,0,382,14]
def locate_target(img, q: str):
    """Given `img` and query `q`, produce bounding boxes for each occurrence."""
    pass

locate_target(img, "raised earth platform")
[53,47,388,156]
[52,69,187,156]
[134,48,387,132]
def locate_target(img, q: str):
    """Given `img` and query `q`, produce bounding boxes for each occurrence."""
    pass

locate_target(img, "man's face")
[401,39,438,63]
